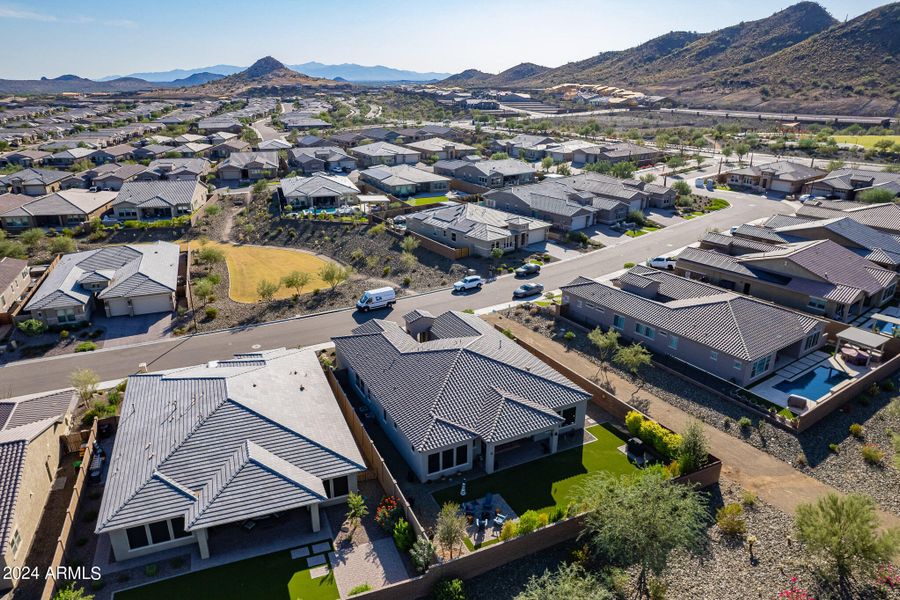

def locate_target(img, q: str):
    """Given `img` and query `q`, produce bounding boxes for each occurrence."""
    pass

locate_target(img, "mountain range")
[442,2,900,116]
[102,62,449,83]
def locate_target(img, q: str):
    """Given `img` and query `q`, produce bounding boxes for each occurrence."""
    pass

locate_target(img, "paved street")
[251,117,282,141]
[0,194,789,397]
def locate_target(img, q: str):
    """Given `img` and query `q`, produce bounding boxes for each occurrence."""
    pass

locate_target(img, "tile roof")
[219,151,278,170]
[1,168,72,187]
[361,164,449,186]
[350,141,419,158]
[333,311,590,452]
[96,349,365,533]
[726,160,825,182]
[280,174,359,199]
[561,266,822,361]
[796,202,900,234]
[405,137,476,154]
[1,189,116,218]
[408,202,549,242]
[0,256,27,291]
[113,179,202,209]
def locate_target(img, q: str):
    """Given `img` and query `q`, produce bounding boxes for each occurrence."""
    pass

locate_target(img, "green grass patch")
[463,536,501,552]
[404,195,448,206]
[625,229,648,238]
[433,424,637,516]
[116,548,339,600]
[833,134,900,150]
[706,198,729,211]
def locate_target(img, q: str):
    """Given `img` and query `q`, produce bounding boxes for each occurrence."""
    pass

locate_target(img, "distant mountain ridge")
[103,61,449,83]
[440,2,899,115]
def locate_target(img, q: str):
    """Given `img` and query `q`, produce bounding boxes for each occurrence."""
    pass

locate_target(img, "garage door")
[770,180,792,193]
[106,298,130,317]
[571,216,588,231]
[131,294,173,316]
[529,228,547,244]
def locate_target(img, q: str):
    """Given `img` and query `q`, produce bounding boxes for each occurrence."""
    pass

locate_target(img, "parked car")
[647,256,676,270]
[453,275,484,293]
[513,282,544,298]
[514,263,541,277]
[356,286,396,311]
[101,215,121,225]
[695,178,705,188]
[705,180,715,191]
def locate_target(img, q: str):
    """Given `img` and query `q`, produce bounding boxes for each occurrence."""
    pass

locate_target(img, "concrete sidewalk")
[486,314,900,529]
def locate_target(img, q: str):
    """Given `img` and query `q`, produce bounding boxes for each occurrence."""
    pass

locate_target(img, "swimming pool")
[774,365,850,400]
[874,321,897,337]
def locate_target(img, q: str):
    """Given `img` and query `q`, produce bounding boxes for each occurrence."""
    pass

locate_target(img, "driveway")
[96,313,174,348]
[525,240,581,260]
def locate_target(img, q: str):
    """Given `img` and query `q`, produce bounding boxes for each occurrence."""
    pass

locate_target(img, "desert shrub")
[862,444,885,465]
[349,584,372,595]
[499,520,517,540]
[849,423,865,438]
[18,319,47,337]
[623,262,636,268]
[517,510,541,536]
[741,490,757,507]
[829,443,840,454]
[738,416,753,429]
[410,537,435,573]
[204,307,218,320]
[393,518,415,552]
[716,503,747,536]
[624,411,682,460]
[431,578,465,600]
[75,342,97,352]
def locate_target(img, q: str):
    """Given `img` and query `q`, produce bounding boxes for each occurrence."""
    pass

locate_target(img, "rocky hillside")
[441,68,494,87]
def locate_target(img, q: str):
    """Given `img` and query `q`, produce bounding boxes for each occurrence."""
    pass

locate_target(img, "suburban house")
[295,135,331,148]
[406,203,549,257]
[89,163,147,191]
[560,266,826,386]
[91,144,135,164]
[95,348,366,562]
[0,390,76,594]
[329,132,368,148]
[1,168,74,196]
[257,138,293,152]
[721,217,900,271]
[0,150,51,168]
[208,139,251,160]
[483,173,672,230]
[675,239,897,322]
[206,131,239,145]
[796,200,900,236]
[491,134,555,160]
[131,144,173,161]
[113,180,207,221]
[0,257,29,318]
[48,147,95,168]
[804,168,900,200]
[358,164,450,197]
[197,116,243,134]
[136,158,211,182]
[572,142,662,167]
[280,174,360,209]
[333,310,591,481]
[0,189,117,231]
[280,115,331,130]
[217,151,279,181]
[433,159,535,189]
[171,142,212,158]
[23,241,179,325]
[404,137,476,161]
[288,147,357,174]
[543,139,597,163]
[723,161,826,194]
[350,142,420,168]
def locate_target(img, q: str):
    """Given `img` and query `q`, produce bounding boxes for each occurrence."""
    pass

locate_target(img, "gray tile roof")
[361,164,449,186]
[280,174,359,199]
[0,390,76,549]
[773,217,900,267]
[219,151,278,170]
[726,160,825,182]
[26,242,179,310]
[405,137,476,154]
[1,189,116,218]
[333,311,590,452]
[142,158,210,179]
[0,256,27,291]
[97,349,365,533]
[796,202,900,234]
[1,168,72,187]
[350,141,419,158]
[812,168,900,193]
[561,266,822,361]
[114,179,202,209]
[407,202,549,242]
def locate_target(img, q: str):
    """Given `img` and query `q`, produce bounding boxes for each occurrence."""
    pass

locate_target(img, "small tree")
[53,583,94,600]
[409,537,436,573]
[640,173,657,184]
[281,270,311,296]
[515,563,613,600]
[734,143,750,163]
[587,327,619,381]
[20,227,45,249]
[49,236,76,255]
[344,491,368,538]
[256,279,280,301]
[70,369,100,406]
[196,246,225,268]
[614,343,652,381]
[677,419,709,474]
[672,180,691,197]
[400,236,420,253]
[319,262,352,292]
[795,493,900,595]
[435,501,467,560]
[193,278,215,305]
[540,156,554,172]
[857,188,896,204]
[577,468,707,599]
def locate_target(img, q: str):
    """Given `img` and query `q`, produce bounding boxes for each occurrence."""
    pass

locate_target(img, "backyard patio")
[432,423,639,519]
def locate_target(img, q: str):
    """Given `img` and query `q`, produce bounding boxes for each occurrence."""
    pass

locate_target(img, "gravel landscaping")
[502,307,900,517]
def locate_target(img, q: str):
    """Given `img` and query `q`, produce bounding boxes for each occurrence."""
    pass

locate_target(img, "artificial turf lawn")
[404,195,448,206]
[432,424,637,516]
[833,134,900,150]
[194,241,336,303]
[116,548,339,600]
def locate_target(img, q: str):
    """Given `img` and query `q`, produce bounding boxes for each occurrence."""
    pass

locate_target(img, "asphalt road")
[0,194,790,397]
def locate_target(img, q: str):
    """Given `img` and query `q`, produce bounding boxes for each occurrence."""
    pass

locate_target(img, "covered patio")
[836,326,891,366]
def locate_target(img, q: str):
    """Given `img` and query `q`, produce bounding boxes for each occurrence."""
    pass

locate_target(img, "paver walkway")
[486,314,900,529]
[331,538,408,597]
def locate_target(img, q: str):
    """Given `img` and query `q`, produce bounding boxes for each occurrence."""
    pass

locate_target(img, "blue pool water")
[774,365,849,400]
[875,322,896,337]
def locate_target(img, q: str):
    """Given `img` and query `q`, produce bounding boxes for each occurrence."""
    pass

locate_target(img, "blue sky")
[0,0,889,79]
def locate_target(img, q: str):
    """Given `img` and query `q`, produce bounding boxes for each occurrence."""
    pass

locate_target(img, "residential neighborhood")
[1,2,900,600]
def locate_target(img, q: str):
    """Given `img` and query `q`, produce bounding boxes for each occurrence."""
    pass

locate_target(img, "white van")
[356,287,396,312]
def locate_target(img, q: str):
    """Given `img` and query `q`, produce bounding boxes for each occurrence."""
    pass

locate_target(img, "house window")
[9,529,21,557]
[427,453,440,474]
[328,475,350,498]
[441,449,454,470]
[803,331,820,351]
[126,525,150,550]
[710,351,718,362]
[634,323,655,340]
[171,517,191,539]
[455,445,467,467]
[751,355,771,378]
[613,314,625,330]
[807,297,827,312]
[734,360,742,371]
[668,335,679,350]
[56,308,76,323]
[149,520,172,545]
[559,406,577,426]
[885,283,896,300]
